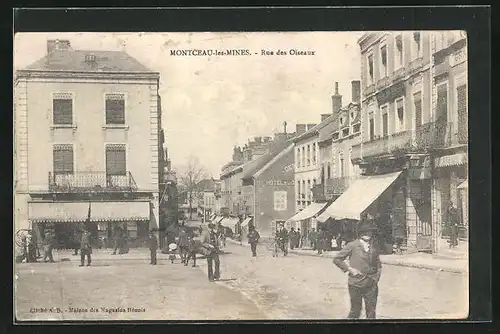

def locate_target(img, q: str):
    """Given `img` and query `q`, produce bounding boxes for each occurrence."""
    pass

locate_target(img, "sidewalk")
[226,238,467,274]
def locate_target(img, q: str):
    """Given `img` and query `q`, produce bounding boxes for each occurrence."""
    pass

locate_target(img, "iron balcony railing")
[324,176,357,196]
[352,121,467,161]
[48,171,138,193]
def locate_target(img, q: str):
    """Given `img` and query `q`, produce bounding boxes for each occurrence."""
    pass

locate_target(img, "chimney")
[351,80,361,103]
[332,81,342,114]
[307,124,317,131]
[47,39,71,54]
[296,124,307,135]
[321,114,331,122]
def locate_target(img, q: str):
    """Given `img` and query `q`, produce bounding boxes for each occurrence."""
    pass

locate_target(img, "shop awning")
[214,216,224,224]
[89,201,150,222]
[434,153,467,168]
[316,171,403,222]
[457,180,468,189]
[28,202,90,223]
[287,202,328,222]
[221,217,239,230]
[241,217,253,227]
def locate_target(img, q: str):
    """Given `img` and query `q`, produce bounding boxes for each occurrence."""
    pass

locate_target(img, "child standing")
[168,243,177,263]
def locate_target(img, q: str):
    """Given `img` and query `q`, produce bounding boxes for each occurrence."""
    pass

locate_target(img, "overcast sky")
[14,32,363,177]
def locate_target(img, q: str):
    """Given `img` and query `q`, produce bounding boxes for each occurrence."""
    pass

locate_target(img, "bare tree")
[178,155,209,220]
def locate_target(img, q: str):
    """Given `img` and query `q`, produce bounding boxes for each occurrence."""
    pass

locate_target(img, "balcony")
[48,171,138,193]
[393,67,406,82]
[364,84,375,96]
[376,76,391,91]
[324,177,356,196]
[351,122,466,161]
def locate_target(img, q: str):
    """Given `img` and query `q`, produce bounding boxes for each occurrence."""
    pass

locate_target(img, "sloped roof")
[23,48,153,73]
[293,114,336,143]
[241,140,293,180]
[318,117,340,143]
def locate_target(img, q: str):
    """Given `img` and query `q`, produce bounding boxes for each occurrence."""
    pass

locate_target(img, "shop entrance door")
[415,180,432,252]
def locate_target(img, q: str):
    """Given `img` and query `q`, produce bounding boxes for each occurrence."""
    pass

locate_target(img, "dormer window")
[342,128,350,137]
[332,132,340,141]
[340,117,343,125]
[85,54,96,62]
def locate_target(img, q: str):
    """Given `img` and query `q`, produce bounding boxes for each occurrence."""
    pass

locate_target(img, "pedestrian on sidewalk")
[79,230,92,267]
[297,228,302,248]
[43,230,55,263]
[111,224,123,255]
[448,201,459,248]
[333,220,382,319]
[289,227,297,250]
[277,223,289,256]
[247,225,260,257]
[317,228,325,255]
[202,223,221,281]
[149,229,158,265]
[309,228,317,250]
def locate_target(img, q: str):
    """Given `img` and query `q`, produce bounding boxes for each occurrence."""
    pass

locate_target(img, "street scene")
[14,31,468,321]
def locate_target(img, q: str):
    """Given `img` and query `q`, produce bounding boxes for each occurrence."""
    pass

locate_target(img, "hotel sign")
[262,180,295,187]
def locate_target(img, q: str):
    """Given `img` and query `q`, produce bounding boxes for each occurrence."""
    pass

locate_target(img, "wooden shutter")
[414,92,422,128]
[53,98,73,125]
[106,145,126,175]
[53,145,73,173]
[105,94,125,124]
[457,85,467,142]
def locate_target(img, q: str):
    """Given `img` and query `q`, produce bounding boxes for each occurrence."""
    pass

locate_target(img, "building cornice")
[15,69,160,80]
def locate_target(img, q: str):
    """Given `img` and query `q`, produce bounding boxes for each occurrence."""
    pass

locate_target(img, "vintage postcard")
[14,31,468,321]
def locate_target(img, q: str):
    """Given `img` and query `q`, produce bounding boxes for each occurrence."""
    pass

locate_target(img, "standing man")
[309,228,317,250]
[289,227,297,250]
[448,201,459,248]
[149,229,158,265]
[247,225,260,257]
[202,223,220,281]
[43,230,55,263]
[79,229,92,267]
[317,228,325,255]
[111,224,123,255]
[333,220,382,319]
[297,228,302,248]
[277,223,289,256]
[177,226,190,264]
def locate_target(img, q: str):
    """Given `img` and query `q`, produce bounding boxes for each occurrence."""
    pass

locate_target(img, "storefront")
[28,200,151,249]
[287,202,329,235]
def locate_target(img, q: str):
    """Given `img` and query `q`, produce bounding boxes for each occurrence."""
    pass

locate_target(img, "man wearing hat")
[202,222,220,281]
[149,229,158,265]
[79,229,92,267]
[333,219,382,319]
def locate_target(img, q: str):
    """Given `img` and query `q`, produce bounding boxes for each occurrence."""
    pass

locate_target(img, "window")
[296,148,301,168]
[457,84,468,142]
[436,83,448,124]
[340,157,345,177]
[313,179,316,187]
[332,132,339,141]
[312,143,317,165]
[327,163,332,179]
[413,92,422,130]
[306,145,311,166]
[343,128,350,137]
[353,124,361,133]
[297,181,301,199]
[53,144,74,175]
[367,54,374,85]
[394,33,404,69]
[105,144,126,176]
[307,180,311,200]
[381,105,389,137]
[412,31,422,59]
[369,113,375,141]
[380,44,388,78]
[53,93,73,125]
[395,98,405,132]
[301,147,306,168]
[302,180,306,199]
[105,94,125,125]
[321,165,326,183]
[273,191,287,211]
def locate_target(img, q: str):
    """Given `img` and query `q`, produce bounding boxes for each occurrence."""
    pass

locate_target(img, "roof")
[241,140,293,180]
[253,143,294,179]
[197,179,215,192]
[23,48,154,73]
[318,117,339,143]
[293,115,336,143]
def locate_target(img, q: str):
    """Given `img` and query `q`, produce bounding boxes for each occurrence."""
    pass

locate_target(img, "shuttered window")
[457,84,467,142]
[53,93,73,125]
[413,92,422,128]
[105,145,126,175]
[53,145,74,174]
[105,94,125,125]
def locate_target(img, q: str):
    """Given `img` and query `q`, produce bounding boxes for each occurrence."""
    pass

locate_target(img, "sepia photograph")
[14,30,469,321]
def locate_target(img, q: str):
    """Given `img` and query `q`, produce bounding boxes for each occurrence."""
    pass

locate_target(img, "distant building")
[14,39,163,247]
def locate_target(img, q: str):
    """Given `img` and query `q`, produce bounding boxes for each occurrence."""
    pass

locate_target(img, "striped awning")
[89,201,150,222]
[241,217,253,227]
[434,153,467,168]
[28,202,90,223]
[221,218,239,230]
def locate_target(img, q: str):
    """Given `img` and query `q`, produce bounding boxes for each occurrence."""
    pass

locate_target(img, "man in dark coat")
[149,230,158,265]
[289,227,297,250]
[177,226,190,264]
[297,228,302,248]
[247,225,260,257]
[448,201,459,248]
[317,228,326,255]
[43,231,55,263]
[333,220,382,319]
[111,225,123,255]
[202,223,220,281]
[309,228,318,250]
[277,224,289,256]
[79,230,92,267]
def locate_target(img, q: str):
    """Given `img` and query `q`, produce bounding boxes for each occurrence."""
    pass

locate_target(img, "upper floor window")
[312,143,317,165]
[411,32,422,59]
[296,148,301,168]
[53,93,73,125]
[53,144,74,175]
[381,105,389,137]
[301,147,306,167]
[106,144,126,176]
[369,112,375,141]
[395,98,405,132]
[105,94,125,125]
[379,44,388,78]
[413,92,423,130]
[367,54,374,85]
[306,145,311,166]
[274,191,287,211]
[394,33,404,69]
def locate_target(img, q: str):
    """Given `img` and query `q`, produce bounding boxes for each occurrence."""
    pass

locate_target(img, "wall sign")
[263,180,295,186]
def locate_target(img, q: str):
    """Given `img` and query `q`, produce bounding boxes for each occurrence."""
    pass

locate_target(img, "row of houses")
[216,31,468,254]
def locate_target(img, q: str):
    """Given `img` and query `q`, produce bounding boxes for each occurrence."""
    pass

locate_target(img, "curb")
[227,238,466,274]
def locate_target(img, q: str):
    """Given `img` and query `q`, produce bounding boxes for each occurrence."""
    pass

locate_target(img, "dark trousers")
[250,243,257,257]
[347,282,379,319]
[80,249,91,266]
[150,249,157,265]
[449,226,459,247]
[280,241,288,255]
[207,252,220,281]
[43,245,54,262]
